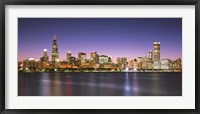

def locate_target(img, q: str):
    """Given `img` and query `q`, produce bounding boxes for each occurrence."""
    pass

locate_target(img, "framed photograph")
[1,0,200,113]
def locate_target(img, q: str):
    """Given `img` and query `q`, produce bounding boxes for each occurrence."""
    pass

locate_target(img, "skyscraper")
[121,57,128,69]
[153,42,161,69]
[78,52,86,63]
[116,57,121,65]
[98,55,109,64]
[108,56,112,63]
[40,49,49,68]
[41,49,49,62]
[52,34,59,62]
[66,51,71,63]
[23,58,40,69]
[51,35,59,69]
[148,50,153,61]
[121,57,128,65]
[90,51,98,64]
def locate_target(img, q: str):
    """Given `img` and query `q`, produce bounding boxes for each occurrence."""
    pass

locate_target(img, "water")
[18,72,182,96]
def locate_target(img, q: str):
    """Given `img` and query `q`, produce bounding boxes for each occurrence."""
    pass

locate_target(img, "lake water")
[18,72,182,96]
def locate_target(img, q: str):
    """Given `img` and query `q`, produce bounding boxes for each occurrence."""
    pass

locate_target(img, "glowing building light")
[29,58,34,60]
[56,58,59,62]
[154,42,160,44]
[126,67,129,72]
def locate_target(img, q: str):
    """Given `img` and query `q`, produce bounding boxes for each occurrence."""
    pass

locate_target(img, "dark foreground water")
[18,72,182,96]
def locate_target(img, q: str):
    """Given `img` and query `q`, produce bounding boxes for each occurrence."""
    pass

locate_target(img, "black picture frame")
[0,0,200,114]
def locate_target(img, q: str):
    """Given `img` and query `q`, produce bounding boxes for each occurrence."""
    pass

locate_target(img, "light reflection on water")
[18,72,182,96]
[52,74,62,96]
[124,73,131,96]
[40,73,51,96]
[65,75,73,96]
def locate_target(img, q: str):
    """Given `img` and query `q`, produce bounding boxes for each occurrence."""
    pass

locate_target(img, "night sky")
[18,18,182,62]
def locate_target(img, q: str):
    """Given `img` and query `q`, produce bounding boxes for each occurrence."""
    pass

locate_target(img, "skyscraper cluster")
[18,35,182,72]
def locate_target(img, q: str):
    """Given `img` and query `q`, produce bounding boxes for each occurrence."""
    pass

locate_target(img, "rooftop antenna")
[53,34,56,40]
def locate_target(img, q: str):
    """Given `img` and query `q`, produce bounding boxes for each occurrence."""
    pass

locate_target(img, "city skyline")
[18,18,182,62]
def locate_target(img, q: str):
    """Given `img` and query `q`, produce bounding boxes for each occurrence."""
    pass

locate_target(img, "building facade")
[52,35,59,63]
[23,58,40,70]
[51,35,59,69]
[40,49,49,68]
[90,52,98,64]
[78,52,86,63]
[148,50,153,61]
[66,51,71,63]
[98,55,109,64]
[161,59,170,70]
[153,42,161,69]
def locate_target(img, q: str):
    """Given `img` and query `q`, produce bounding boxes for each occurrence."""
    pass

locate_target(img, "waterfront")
[18,72,182,96]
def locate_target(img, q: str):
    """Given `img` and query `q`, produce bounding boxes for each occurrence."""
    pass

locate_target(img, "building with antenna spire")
[51,34,59,68]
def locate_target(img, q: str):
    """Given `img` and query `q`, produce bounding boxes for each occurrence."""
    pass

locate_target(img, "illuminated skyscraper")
[148,50,153,61]
[98,55,109,64]
[52,34,59,62]
[23,58,40,69]
[137,57,143,69]
[90,51,98,63]
[40,49,49,68]
[70,56,76,65]
[161,59,170,70]
[153,42,161,69]
[66,51,71,63]
[78,52,86,63]
[51,35,59,69]
[121,57,128,69]
[121,57,127,65]
[108,56,112,63]
[116,57,121,64]
[41,49,49,62]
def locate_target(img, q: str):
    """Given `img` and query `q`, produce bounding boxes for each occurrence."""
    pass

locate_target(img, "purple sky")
[18,18,182,62]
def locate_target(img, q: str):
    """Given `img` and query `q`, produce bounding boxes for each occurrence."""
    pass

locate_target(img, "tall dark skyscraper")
[66,51,71,63]
[41,49,49,62]
[52,35,59,63]
[153,42,161,69]
[40,49,49,68]
[148,50,153,61]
